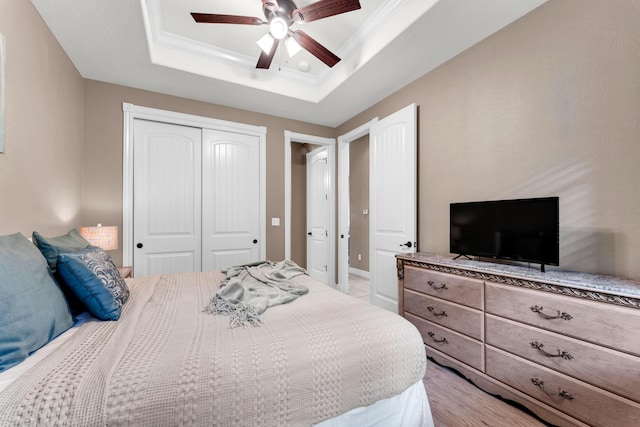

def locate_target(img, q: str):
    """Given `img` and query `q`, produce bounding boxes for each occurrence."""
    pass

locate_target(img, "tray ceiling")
[31,0,547,126]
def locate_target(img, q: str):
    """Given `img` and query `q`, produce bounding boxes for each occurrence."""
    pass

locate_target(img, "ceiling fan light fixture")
[257,33,275,54]
[285,36,302,57]
[269,17,288,39]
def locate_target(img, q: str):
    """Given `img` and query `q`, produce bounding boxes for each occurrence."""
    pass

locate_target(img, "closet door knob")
[253,239,258,244]
[136,243,143,249]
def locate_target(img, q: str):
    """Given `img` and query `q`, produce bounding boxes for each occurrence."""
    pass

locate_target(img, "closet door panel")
[133,119,202,276]
[202,129,261,271]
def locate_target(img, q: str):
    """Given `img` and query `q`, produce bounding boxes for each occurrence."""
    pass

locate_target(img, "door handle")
[400,241,412,248]
[136,243,143,249]
[253,239,258,244]
[307,232,312,236]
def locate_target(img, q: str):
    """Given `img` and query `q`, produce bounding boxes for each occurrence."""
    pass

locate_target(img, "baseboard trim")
[349,267,370,279]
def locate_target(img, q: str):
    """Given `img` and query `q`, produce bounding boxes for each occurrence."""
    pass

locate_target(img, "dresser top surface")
[397,253,640,299]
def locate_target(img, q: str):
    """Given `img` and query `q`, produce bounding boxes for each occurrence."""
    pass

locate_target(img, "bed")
[0,232,433,426]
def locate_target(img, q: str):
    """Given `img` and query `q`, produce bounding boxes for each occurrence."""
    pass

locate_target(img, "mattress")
[0,271,431,426]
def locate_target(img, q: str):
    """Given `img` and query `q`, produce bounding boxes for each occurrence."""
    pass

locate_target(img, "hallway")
[347,273,369,303]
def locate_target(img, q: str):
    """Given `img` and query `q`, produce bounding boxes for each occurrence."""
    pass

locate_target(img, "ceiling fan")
[191,0,362,69]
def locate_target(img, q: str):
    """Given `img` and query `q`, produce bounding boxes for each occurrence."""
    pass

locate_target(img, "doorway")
[284,131,336,287]
[347,135,371,299]
[338,119,377,295]
[288,141,327,282]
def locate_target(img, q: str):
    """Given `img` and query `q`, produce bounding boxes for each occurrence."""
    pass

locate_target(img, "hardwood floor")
[347,273,548,426]
[424,359,549,427]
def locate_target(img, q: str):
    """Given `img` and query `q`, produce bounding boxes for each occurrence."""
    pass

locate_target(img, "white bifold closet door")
[133,119,260,277]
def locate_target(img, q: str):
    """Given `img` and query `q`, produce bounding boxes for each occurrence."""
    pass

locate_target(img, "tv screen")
[450,197,559,269]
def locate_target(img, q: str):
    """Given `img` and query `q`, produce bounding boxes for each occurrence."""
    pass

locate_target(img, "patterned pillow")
[57,246,130,321]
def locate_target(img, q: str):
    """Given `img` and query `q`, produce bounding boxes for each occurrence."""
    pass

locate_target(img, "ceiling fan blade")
[261,0,279,12]
[191,13,265,25]
[293,0,361,23]
[291,30,340,67]
[256,39,280,69]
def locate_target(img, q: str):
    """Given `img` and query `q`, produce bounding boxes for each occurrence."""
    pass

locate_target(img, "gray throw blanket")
[203,260,308,327]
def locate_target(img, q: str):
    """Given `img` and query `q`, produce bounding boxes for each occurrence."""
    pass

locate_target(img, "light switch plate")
[272,217,280,226]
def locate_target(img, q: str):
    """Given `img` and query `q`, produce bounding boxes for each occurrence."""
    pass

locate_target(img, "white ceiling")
[30,0,547,127]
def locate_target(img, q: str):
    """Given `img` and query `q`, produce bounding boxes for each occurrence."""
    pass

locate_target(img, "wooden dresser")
[397,253,640,427]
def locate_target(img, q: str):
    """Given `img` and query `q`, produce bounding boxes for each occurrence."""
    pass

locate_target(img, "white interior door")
[306,146,330,285]
[202,129,261,271]
[369,104,417,312]
[133,119,202,277]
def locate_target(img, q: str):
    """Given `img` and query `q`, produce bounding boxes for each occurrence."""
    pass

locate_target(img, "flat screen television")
[450,197,559,272]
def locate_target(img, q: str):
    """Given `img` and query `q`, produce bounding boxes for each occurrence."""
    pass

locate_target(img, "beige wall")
[82,80,334,266]
[3,0,640,282]
[0,1,84,239]
[337,0,640,280]
[348,135,369,272]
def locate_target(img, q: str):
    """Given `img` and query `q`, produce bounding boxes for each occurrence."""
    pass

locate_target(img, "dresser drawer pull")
[531,378,575,400]
[427,306,448,317]
[530,341,574,360]
[427,280,448,291]
[530,305,573,321]
[427,331,448,344]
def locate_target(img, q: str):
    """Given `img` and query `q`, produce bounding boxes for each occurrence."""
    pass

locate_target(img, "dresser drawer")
[404,289,483,340]
[404,266,484,309]
[485,281,640,356]
[486,314,640,403]
[486,346,640,427]
[406,313,484,371]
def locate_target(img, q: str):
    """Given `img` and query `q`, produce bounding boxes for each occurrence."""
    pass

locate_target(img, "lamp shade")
[257,33,275,54]
[285,36,302,57]
[79,224,118,251]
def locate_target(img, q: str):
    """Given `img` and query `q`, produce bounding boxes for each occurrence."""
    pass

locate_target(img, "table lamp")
[79,224,118,251]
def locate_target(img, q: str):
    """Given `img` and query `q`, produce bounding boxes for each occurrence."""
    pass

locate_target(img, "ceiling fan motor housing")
[263,0,297,23]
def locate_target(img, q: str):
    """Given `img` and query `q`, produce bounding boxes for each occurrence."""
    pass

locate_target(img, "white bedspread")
[0,271,428,426]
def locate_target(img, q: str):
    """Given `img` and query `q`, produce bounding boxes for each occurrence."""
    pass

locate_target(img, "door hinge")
[324,265,328,272]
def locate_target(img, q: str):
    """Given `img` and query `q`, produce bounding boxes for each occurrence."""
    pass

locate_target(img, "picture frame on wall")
[0,32,5,154]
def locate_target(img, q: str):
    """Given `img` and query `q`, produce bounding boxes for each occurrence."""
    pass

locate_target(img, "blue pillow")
[0,233,74,372]
[32,228,90,273]
[57,246,130,321]
[32,228,91,314]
